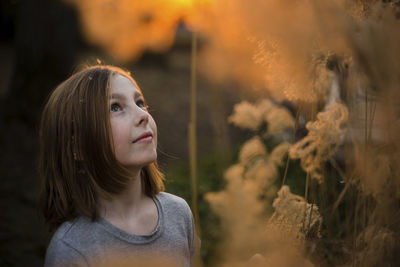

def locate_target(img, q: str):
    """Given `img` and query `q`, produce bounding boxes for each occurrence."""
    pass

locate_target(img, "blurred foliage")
[164,135,338,266]
[165,145,240,266]
[164,132,355,266]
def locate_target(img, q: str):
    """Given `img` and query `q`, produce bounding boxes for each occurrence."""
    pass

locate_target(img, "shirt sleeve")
[44,239,88,267]
[186,204,201,265]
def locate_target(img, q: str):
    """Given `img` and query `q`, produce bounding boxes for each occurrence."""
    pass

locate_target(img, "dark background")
[0,0,253,265]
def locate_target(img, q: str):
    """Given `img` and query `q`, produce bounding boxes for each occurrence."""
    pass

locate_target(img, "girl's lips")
[134,135,153,143]
[133,132,153,143]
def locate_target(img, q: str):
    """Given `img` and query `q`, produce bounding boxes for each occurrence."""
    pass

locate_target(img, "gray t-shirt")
[44,192,198,267]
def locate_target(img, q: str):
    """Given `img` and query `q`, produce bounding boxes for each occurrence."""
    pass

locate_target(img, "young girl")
[39,65,198,267]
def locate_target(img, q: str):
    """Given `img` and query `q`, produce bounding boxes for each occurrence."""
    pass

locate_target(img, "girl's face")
[109,74,157,171]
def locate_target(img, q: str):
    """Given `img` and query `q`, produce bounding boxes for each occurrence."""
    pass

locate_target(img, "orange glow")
[67,0,211,61]
[69,0,399,105]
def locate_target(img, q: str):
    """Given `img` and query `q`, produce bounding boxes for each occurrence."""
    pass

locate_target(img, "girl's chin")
[120,157,157,170]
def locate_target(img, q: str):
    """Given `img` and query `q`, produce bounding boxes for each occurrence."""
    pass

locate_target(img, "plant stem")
[281,104,301,186]
[352,192,360,267]
[189,30,200,235]
[330,159,351,214]
[364,88,368,146]
[302,172,310,231]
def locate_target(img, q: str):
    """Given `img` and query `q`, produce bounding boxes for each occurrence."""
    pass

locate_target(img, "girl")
[39,65,198,267]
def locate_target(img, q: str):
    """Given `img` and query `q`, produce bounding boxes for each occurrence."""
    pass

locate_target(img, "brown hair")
[38,65,165,231]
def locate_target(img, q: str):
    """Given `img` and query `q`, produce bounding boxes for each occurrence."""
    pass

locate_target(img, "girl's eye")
[110,103,122,112]
[136,99,148,110]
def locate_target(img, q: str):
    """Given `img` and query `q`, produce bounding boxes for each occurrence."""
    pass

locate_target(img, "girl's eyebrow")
[110,93,125,99]
[110,91,142,99]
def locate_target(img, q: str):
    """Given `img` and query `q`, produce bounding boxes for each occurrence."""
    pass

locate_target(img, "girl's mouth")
[133,132,153,143]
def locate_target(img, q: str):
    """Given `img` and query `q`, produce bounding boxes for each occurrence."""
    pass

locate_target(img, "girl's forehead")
[110,74,143,96]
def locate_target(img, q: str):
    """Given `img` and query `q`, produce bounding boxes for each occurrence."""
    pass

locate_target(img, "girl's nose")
[135,108,149,126]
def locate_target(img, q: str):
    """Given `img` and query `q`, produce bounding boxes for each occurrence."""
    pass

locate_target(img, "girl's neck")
[99,170,148,220]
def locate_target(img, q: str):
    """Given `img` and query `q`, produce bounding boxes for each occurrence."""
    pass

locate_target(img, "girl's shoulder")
[156,192,200,259]
[156,192,193,218]
[156,191,188,205]
[50,217,94,243]
[45,217,93,266]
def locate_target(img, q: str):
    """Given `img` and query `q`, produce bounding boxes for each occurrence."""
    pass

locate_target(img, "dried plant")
[228,101,264,131]
[353,226,396,267]
[205,135,293,264]
[289,103,349,183]
[269,186,322,241]
[239,137,267,165]
[270,142,291,167]
[228,99,294,136]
